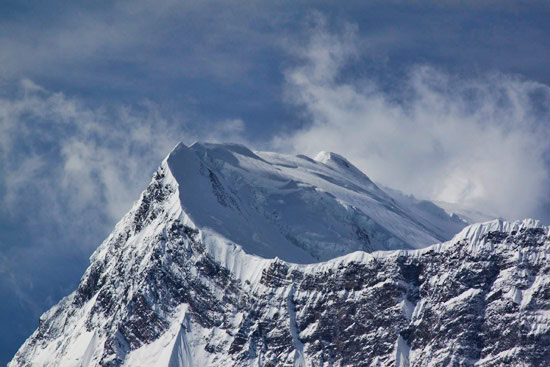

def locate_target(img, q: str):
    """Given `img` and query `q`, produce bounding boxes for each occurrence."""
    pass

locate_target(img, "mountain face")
[146,142,466,263]
[10,143,550,366]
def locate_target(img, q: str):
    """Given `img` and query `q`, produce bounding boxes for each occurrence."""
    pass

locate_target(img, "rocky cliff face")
[9,143,550,366]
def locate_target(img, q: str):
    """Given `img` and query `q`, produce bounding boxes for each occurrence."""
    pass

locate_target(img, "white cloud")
[0,84,180,241]
[3,155,46,206]
[276,22,550,221]
[0,80,254,231]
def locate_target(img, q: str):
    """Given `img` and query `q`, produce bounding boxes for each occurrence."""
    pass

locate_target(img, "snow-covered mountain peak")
[313,150,350,165]
[188,141,266,166]
[11,141,550,367]
[314,150,376,185]
[159,142,471,263]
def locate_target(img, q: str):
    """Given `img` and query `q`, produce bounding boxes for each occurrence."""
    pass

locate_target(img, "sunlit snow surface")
[166,142,467,262]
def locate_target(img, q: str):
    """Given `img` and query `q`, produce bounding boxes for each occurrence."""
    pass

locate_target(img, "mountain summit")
[161,142,465,262]
[11,142,550,366]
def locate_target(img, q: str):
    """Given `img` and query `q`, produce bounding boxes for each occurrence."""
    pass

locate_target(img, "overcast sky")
[1,1,549,363]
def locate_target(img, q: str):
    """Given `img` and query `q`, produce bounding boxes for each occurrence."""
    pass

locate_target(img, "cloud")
[275,20,550,222]
[0,80,254,249]
[0,86,177,229]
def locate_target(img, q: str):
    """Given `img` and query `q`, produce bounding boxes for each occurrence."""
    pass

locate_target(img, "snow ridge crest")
[450,218,546,245]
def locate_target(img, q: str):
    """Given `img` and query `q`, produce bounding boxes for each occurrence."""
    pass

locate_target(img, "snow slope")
[164,142,467,262]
